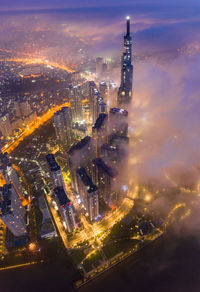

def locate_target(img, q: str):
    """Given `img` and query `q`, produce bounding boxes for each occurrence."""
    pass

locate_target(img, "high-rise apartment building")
[67,136,94,191]
[0,113,13,138]
[53,187,77,233]
[109,108,128,137]
[0,151,23,197]
[88,82,107,125]
[96,57,103,77]
[53,106,73,147]
[99,82,108,101]
[14,99,32,119]
[69,85,83,122]
[46,154,66,190]
[92,113,108,156]
[0,184,27,237]
[76,167,99,221]
[92,158,117,206]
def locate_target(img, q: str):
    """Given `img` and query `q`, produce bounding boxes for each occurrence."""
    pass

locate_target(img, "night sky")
[0,0,199,56]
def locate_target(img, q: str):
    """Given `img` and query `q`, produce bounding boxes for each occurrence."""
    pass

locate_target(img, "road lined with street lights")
[2,102,70,154]
[45,193,69,249]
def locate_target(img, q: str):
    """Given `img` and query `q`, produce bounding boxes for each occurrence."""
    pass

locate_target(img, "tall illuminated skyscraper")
[53,187,77,233]
[67,136,94,191]
[92,158,117,207]
[76,167,99,221]
[118,17,133,105]
[0,151,23,197]
[69,85,83,122]
[92,113,108,156]
[0,113,13,138]
[96,57,103,77]
[88,82,107,125]
[46,154,66,191]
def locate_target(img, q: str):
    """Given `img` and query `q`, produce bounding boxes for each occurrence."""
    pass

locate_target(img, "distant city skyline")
[0,0,199,60]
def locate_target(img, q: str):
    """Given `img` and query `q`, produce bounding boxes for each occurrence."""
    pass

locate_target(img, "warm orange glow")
[2,102,70,154]
[0,261,43,271]
[29,243,36,251]
[110,205,116,211]
[21,197,30,207]
[0,58,75,73]
[12,164,31,206]
[0,173,6,187]
[0,219,6,227]
[144,194,152,202]
[82,99,89,104]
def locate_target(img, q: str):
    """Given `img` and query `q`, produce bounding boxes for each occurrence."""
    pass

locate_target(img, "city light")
[0,58,75,73]
[122,185,128,192]
[2,102,70,154]
[29,242,36,251]
[144,194,152,202]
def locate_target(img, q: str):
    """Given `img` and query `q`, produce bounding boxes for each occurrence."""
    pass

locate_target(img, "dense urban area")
[0,17,195,290]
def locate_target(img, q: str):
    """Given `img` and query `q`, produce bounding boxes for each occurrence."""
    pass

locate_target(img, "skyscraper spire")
[117,17,133,105]
[126,16,130,36]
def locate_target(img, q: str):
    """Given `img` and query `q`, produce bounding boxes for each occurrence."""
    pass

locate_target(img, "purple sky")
[0,0,199,11]
[0,0,199,57]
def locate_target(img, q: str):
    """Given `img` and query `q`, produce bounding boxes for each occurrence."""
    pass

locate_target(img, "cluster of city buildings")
[48,103,128,231]
[0,100,36,138]
[46,18,133,232]
[0,17,133,245]
[0,62,71,144]
[0,151,27,237]
[46,154,77,233]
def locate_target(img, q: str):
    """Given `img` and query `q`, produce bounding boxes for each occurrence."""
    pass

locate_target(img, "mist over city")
[0,1,199,291]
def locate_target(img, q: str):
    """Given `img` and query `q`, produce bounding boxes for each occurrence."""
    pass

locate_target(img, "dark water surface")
[0,229,200,292]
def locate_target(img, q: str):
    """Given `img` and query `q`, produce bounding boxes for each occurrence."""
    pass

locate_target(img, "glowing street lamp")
[29,243,36,251]
[144,194,152,202]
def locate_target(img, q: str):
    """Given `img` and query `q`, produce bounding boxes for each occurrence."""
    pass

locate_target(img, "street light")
[29,242,36,251]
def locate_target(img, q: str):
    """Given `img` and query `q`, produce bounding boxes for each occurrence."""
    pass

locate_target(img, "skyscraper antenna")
[126,16,130,36]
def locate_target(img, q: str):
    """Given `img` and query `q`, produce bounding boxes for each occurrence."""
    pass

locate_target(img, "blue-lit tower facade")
[118,17,133,105]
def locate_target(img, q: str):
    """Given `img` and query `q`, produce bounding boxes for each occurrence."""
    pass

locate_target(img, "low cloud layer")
[128,53,200,187]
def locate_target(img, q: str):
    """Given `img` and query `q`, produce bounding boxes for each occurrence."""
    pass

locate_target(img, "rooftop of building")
[99,100,106,106]
[46,154,60,172]
[101,143,118,152]
[0,184,12,215]
[100,81,107,86]
[93,113,108,131]
[54,187,71,206]
[76,167,97,193]
[89,81,96,86]
[0,151,10,166]
[95,92,104,103]
[110,108,128,117]
[92,158,118,178]
[67,136,91,155]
